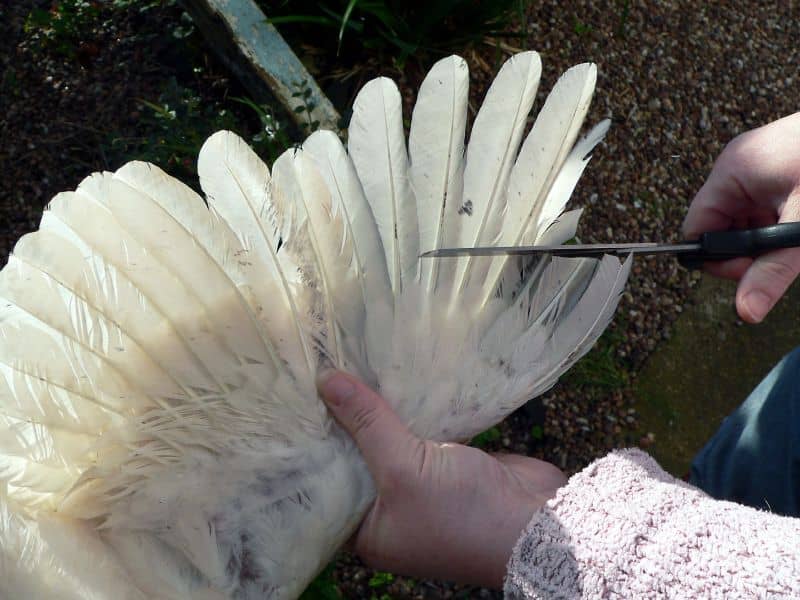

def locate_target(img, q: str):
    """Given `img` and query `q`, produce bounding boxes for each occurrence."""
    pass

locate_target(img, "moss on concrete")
[634,274,800,477]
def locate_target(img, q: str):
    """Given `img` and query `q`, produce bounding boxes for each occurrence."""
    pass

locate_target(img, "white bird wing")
[0,52,631,600]
[0,149,369,599]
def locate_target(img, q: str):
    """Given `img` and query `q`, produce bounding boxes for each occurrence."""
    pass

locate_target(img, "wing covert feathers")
[303,131,393,375]
[0,51,629,600]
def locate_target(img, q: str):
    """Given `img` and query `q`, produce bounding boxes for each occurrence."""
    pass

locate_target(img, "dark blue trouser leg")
[689,346,800,517]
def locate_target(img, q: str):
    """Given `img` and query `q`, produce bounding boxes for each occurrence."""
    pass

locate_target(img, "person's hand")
[683,112,800,323]
[317,371,566,589]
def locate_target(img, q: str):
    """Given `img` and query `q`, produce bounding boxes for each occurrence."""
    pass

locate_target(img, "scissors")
[420,222,800,268]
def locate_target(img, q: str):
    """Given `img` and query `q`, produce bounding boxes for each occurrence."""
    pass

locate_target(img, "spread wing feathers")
[43,177,268,388]
[110,161,334,428]
[83,169,328,434]
[111,162,283,377]
[481,120,609,316]
[0,162,336,513]
[490,254,631,419]
[302,130,393,376]
[0,51,633,600]
[408,55,469,297]
[480,208,586,326]
[270,147,370,378]
[530,119,610,243]
[524,254,632,398]
[10,229,223,409]
[411,254,630,440]
[447,51,542,301]
[478,64,600,310]
[0,496,149,600]
[348,77,418,295]
[197,132,323,404]
[505,63,598,242]
[106,172,278,374]
[483,120,607,313]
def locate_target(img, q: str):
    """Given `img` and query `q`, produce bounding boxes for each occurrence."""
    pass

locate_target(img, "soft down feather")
[0,52,630,599]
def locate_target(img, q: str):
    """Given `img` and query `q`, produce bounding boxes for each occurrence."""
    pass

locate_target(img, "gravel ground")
[2,1,799,598]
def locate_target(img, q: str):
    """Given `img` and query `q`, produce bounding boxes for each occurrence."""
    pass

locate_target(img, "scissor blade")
[420,242,701,258]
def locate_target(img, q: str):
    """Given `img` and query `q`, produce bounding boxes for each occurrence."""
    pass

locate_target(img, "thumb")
[317,371,418,480]
[736,246,800,323]
[736,192,800,323]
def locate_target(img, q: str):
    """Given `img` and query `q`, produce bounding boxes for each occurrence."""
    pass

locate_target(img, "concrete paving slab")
[635,274,800,476]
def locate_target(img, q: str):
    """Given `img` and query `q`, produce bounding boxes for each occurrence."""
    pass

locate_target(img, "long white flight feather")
[348,77,418,295]
[505,63,598,240]
[449,51,541,301]
[269,150,343,370]
[532,119,610,242]
[484,117,609,314]
[478,64,599,310]
[408,55,469,296]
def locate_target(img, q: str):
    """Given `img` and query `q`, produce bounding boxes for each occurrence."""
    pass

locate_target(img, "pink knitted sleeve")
[504,448,800,598]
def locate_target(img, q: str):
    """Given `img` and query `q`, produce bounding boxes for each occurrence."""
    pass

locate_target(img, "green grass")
[106,77,295,183]
[470,426,501,448]
[24,0,169,58]
[22,1,299,183]
[368,571,394,587]
[104,72,301,185]
[561,324,629,390]
[264,0,532,66]
[300,563,342,599]
[368,570,395,600]
[572,17,593,36]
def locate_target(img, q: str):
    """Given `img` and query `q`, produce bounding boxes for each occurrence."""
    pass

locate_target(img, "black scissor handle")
[679,222,800,269]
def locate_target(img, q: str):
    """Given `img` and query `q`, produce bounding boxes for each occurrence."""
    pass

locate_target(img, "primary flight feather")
[0,51,629,598]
